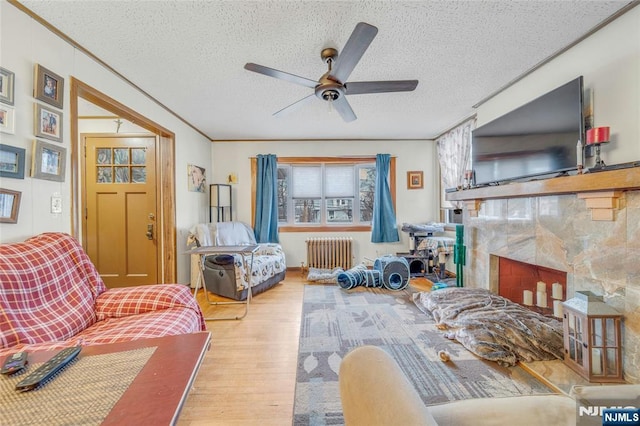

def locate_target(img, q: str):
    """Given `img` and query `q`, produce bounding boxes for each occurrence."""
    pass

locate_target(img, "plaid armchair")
[0,232,205,356]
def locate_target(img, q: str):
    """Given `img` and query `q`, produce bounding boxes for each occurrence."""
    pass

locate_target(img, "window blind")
[292,166,321,198]
[325,165,354,197]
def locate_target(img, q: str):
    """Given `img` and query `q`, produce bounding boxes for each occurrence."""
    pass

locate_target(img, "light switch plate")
[51,196,62,214]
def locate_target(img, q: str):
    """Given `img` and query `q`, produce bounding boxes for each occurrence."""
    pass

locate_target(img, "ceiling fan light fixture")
[323,90,339,113]
[322,90,339,102]
[315,80,344,101]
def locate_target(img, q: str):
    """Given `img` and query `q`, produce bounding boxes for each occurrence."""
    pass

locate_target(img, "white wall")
[477,6,640,167]
[78,118,147,135]
[0,3,212,284]
[211,139,438,268]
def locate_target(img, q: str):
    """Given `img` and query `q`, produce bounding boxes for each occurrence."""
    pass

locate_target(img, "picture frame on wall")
[35,103,63,142]
[0,104,15,134]
[0,144,26,179]
[0,188,22,224]
[407,171,423,189]
[34,64,64,109]
[31,139,67,182]
[188,164,206,193]
[0,67,15,105]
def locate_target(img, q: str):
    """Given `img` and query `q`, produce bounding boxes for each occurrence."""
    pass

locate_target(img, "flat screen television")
[472,76,584,186]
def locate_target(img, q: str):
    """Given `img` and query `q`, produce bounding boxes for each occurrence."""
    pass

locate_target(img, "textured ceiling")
[17,1,635,140]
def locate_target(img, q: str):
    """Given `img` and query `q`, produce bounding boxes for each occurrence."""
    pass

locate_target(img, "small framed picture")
[407,171,423,189]
[35,103,63,142]
[0,104,15,134]
[0,67,15,105]
[188,164,206,193]
[0,144,26,179]
[34,64,64,109]
[31,139,67,182]
[0,188,21,224]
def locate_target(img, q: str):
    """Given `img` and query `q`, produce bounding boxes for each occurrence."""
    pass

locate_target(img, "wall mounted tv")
[472,76,584,186]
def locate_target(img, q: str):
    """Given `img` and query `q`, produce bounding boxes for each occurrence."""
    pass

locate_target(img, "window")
[253,156,395,232]
[278,162,375,227]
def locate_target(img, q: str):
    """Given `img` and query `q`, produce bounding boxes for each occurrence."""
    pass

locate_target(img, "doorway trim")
[70,78,177,283]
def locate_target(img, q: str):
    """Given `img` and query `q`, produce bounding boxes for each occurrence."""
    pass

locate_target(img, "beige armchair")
[339,345,639,426]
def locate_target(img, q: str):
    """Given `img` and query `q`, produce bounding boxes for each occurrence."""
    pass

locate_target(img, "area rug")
[293,284,554,425]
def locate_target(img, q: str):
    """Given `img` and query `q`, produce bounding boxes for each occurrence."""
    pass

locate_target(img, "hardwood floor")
[177,271,432,426]
[177,272,302,425]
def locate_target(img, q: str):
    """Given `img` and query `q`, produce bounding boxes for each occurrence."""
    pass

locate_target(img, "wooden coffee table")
[5,332,211,425]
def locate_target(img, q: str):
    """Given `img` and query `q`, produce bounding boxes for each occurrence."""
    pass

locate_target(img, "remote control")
[1,351,28,375]
[15,346,81,392]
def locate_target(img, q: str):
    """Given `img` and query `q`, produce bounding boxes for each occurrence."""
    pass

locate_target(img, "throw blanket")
[412,288,564,366]
[215,222,256,245]
[306,267,344,284]
[188,221,257,247]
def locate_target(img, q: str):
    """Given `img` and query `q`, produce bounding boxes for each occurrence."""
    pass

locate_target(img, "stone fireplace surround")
[448,169,640,383]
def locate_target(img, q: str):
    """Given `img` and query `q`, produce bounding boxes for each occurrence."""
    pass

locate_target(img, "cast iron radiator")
[305,237,353,270]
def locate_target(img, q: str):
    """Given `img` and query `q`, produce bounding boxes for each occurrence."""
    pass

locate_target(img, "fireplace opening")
[495,256,567,318]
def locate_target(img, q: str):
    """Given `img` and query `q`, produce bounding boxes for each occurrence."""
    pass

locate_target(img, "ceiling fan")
[244,22,419,122]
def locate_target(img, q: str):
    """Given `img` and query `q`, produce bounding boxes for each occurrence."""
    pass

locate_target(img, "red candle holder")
[586,127,610,145]
[586,127,610,170]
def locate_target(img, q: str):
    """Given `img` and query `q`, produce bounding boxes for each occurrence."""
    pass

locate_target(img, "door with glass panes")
[83,134,158,287]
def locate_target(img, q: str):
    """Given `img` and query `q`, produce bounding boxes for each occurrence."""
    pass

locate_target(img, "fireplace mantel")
[446,166,640,220]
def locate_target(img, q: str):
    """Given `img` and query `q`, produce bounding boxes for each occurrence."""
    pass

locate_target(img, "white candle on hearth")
[537,291,547,308]
[537,281,546,293]
[553,300,563,318]
[523,290,533,306]
[552,282,563,300]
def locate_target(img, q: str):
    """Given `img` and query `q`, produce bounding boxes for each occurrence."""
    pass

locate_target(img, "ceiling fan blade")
[345,80,419,95]
[332,96,357,122]
[330,22,378,83]
[244,63,317,88]
[273,93,316,117]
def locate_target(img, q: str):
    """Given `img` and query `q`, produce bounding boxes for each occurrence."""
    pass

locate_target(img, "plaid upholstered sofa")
[0,232,206,357]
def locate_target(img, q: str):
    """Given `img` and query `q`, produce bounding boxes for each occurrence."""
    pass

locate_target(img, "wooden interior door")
[83,134,158,287]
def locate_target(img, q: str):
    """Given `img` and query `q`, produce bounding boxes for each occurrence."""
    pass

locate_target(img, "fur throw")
[413,288,564,366]
[306,267,344,284]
